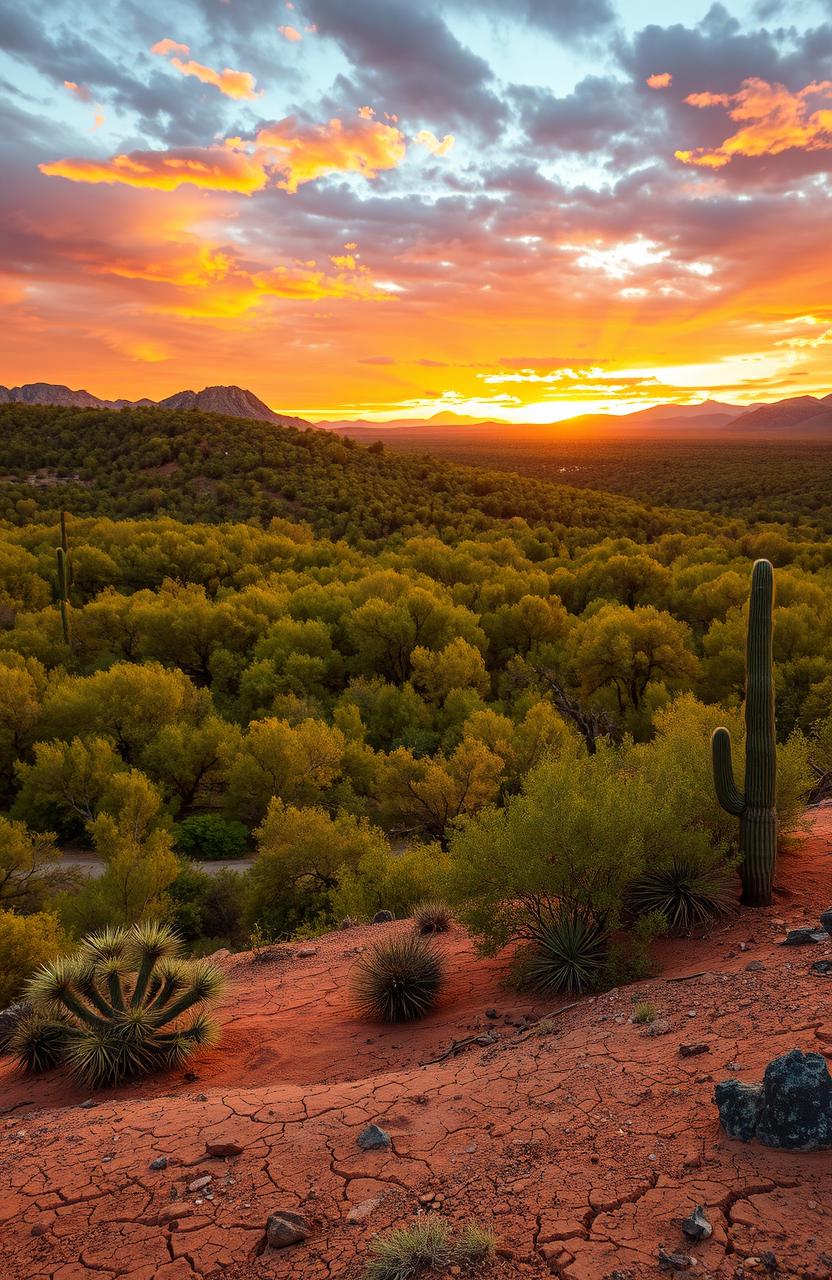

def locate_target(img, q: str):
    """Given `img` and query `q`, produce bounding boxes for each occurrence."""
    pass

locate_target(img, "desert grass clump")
[631,1000,657,1025]
[629,857,733,934]
[353,934,445,1024]
[520,909,607,996]
[11,921,224,1088]
[363,1218,495,1280]
[413,901,452,936]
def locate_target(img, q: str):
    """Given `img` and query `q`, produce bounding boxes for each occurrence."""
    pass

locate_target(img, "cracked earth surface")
[1,811,831,1280]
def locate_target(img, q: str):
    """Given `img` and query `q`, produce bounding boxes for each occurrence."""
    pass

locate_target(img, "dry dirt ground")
[2,813,832,1280]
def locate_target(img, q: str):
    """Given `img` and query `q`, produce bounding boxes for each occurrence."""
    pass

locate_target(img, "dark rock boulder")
[715,1049,832,1150]
[371,910,394,924]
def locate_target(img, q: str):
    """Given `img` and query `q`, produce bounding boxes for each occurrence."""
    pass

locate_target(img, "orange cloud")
[278,25,302,41]
[39,144,270,195]
[646,72,672,90]
[64,80,92,102]
[151,38,260,100]
[413,129,455,157]
[675,77,832,167]
[41,111,407,196]
[256,113,406,193]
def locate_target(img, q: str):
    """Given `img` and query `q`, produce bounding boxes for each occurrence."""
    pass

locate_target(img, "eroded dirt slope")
[1,813,831,1280]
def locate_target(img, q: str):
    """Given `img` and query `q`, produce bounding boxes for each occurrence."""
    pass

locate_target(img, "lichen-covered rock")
[715,1049,832,1150]
[714,1078,762,1141]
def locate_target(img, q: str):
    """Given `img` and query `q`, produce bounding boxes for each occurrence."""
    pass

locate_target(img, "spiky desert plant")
[453,1222,496,1266]
[413,900,452,936]
[18,921,224,1088]
[10,1010,72,1073]
[630,858,734,933]
[363,1217,453,1280]
[521,908,607,996]
[712,559,778,906]
[352,934,445,1023]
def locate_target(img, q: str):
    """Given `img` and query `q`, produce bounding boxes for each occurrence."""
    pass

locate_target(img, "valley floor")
[2,814,832,1280]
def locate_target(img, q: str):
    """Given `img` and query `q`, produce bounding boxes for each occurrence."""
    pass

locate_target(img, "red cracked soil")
[1,810,831,1280]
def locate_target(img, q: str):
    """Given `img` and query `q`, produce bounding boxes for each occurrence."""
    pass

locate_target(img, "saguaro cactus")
[56,546,71,646]
[711,558,777,907]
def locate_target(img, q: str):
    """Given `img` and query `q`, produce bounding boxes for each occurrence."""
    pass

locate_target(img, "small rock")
[149,1157,168,1171]
[658,1244,692,1271]
[188,1175,213,1193]
[183,1070,198,1082]
[296,946,318,958]
[745,961,766,972]
[206,1138,243,1158]
[680,1042,710,1058]
[811,959,832,976]
[681,1205,713,1241]
[30,1224,47,1238]
[819,908,832,936]
[781,927,825,946]
[682,1152,701,1170]
[79,1100,97,1110]
[485,1008,498,1019]
[194,1093,208,1102]
[371,910,394,924]
[346,1196,384,1223]
[643,1018,671,1037]
[265,1209,311,1249]
[357,1123,391,1151]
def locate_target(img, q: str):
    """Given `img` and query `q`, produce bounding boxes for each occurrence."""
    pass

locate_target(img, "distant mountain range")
[2,381,831,437]
[0,382,309,428]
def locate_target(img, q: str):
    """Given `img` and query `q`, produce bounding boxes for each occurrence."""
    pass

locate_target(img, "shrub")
[332,842,448,923]
[363,1218,495,1280]
[352,935,445,1023]
[173,814,249,861]
[413,900,452,935]
[519,908,607,996]
[0,908,67,1009]
[245,801,389,936]
[632,1000,657,1025]
[167,863,246,948]
[629,857,734,933]
[12,921,225,1087]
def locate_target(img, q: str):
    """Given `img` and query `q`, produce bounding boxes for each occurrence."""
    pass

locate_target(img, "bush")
[12,921,225,1088]
[0,909,67,1008]
[413,900,452,935]
[173,815,249,861]
[518,908,607,996]
[352,934,445,1023]
[332,842,448,923]
[167,863,246,949]
[632,1000,657,1025]
[245,801,390,936]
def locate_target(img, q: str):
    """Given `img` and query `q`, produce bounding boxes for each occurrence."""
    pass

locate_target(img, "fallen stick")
[664,971,709,983]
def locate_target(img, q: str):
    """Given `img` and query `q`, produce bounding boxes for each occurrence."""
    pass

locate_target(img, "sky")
[1,0,831,423]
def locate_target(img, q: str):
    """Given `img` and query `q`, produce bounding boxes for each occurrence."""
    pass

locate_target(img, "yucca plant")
[521,908,607,996]
[12,921,225,1088]
[352,934,445,1023]
[413,901,452,936]
[629,858,734,934]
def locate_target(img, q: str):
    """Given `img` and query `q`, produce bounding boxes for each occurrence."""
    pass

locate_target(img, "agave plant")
[12,921,225,1088]
[629,858,734,934]
[352,934,445,1023]
[521,909,607,996]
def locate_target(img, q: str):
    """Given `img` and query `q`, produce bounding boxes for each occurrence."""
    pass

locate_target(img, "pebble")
[357,1124,391,1151]
[679,1043,710,1057]
[745,961,766,972]
[188,1175,213,1193]
[296,947,318,958]
[205,1139,243,1158]
[149,1157,168,1171]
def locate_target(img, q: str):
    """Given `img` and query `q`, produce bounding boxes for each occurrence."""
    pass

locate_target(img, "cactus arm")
[712,726,745,817]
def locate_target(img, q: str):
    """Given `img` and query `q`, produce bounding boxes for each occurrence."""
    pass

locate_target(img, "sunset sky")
[2,0,832,422]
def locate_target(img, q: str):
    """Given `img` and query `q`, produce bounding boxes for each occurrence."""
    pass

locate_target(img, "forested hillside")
[0,403,830,973]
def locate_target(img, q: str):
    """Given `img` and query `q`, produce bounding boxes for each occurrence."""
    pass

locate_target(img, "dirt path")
[2,813,831,1280]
